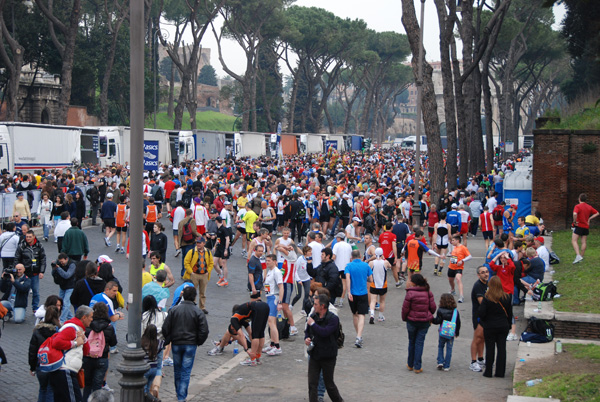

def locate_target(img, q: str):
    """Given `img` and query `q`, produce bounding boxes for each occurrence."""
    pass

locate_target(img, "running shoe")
[443,367,451,372]
[174,249,181,257]
[289,327,298,336]
[450,289,456,296]
[573,255,583,264]
[162,357,173,366]
[297,242,303,247]
[458,297,464,303]
[395,281,403,288]
[354,337,363,348]
[218,280,229,287]
[115,245,121,253]
[434,269,438,276]
[375,302,380,310]
[506,333,519,341]
[469,362,482,372]
[102,384,114,393]
[378,315,385,322]
[207,347,223,356]
[212,339,222,347]
[267,347,282,356]
[437,270,443,277]
[262,345,273,353]
[216,277,224,285]
[104,237,110,247]
[369,316,375,325]
[240,358,257,367]
[437,364,443,370]
[120,247,125,254]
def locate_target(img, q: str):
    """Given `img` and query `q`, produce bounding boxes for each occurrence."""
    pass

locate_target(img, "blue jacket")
[1,273,32,308]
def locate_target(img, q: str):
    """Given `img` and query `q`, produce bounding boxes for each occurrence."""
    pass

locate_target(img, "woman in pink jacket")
[402,274,436,373]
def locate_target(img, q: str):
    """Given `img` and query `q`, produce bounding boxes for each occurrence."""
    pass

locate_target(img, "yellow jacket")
[183,247,214,280]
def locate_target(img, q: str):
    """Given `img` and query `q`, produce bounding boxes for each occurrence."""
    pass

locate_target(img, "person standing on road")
[0,263,31,323]
[51,253,77,323]
[71,262,106,311]
[114,195,129,254]
[61,218,90,261]
[307,248,342,304]
[213,216,231,287]
[572,193,599,264]
[0,222,20,268]
[28,306,60,401]
[86,182,101,226]
[332,232,352,308]
[47,305,94,402]
[263,254,284,356]
[345,249,372,348]
[478,276,512,378]
[432,293,461,371]
[177,208,199,278]
[101,193,117,247]
[479,206,495,250]
[447,235,471,303]
[247,244,264,298]
[470,266,489,372]
[378,222,400,287]
[183,237,213,314]
[162,286,209,402]
[37,192,53,241]
[15,231,46,313]
[54,212,72,253]
[305,293,344,402]
[402,274,436,374]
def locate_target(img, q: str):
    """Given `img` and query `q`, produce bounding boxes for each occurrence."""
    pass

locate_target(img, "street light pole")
[412,0,426,227]
[117,0,149,398]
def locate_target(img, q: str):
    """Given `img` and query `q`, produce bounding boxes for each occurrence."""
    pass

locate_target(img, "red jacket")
[402,287,436,322]
[489,259,516,294]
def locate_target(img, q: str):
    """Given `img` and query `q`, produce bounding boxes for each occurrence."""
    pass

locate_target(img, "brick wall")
[532,130,600,231]
[552,320,600,340]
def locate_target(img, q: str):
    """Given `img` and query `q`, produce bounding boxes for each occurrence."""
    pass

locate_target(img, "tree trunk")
[401,0,444,205]
[168,61,175,118]
[287,74,299,133]
[324,102,335,134]
[482,63,495,171]
[471,64,485,174]
[451,39,467,190]
[434,0,458,189]
[100,18,124,125]
[0,1,24,122]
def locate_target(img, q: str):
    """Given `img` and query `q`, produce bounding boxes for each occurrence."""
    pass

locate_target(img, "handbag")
[439,308,458,339]
[77,368,85,388]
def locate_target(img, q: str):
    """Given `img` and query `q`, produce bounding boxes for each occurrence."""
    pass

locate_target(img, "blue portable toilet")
[503,164,532,217]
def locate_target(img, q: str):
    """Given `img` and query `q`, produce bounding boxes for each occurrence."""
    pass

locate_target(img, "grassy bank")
[146,110,236,131]
[515,343,600,401]
[550,228,600,314]
[543,106,600,130]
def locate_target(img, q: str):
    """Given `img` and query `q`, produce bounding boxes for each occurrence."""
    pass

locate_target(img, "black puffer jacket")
[84,317,117,359]
[432,307,462,337]
[28,322,58,371]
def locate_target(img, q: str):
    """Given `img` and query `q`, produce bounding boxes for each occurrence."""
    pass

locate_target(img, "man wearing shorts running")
[572,193,599,264]
[479,205,494,249]
[378,222,399,286]
[101,193,117,246]
[403,229,442,279]
[447,235,472,303]
[345,249,373,349]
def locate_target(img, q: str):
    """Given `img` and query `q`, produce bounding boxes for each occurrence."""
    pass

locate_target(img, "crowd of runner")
[1,145,581,402]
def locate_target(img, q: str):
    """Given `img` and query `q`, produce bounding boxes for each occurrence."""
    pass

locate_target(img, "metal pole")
[117,0,149,398]
[153,27,157,129]
[412,0,426,227]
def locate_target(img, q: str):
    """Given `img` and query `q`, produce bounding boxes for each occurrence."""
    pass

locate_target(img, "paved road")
[0,219,524,402]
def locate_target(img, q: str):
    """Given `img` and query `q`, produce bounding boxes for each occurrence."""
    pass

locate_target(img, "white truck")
[0,122,81,173]
[82,126,172,168]
[300,134,326,154]
[234,132,267,158]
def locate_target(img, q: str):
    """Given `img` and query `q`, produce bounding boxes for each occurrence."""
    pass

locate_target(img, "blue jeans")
[59,288,74,323]
[406,321,430,370]
[1,300,25,323]
[30,274,40,311]
[180,244,194,277]
[82,356,109,401]
[172,344,197,401]
[36,368,54,402]
[329,216,340,236]
[42,223,50,239]
[437,336,454,369]
[144,349,164,393]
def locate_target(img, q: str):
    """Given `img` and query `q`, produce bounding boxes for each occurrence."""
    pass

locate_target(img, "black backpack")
[532,281,558,301]
[182,190,193,208]
[336,321,345,349]
[295,204,306,221]
[525,317,554,342]
[492,207,503,221]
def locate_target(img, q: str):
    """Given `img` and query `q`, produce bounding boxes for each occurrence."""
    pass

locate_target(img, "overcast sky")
[165,0,566,79]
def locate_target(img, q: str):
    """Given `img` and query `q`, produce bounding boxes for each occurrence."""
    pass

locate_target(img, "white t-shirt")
[220,209,232,228]
[332,241,352,272]
[537,246,550,271]
[486,197,497,211]
[345,224,357,239]
[172,207,186,229]
[236,209,246,229]
[371,259,387,288]
[264,267,283,296]
[308,241,324,268]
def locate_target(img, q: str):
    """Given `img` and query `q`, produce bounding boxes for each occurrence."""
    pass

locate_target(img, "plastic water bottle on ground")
[526,379,543,387]
[233,341,239,355]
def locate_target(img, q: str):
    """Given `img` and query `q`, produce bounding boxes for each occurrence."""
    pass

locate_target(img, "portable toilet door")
[503,169,532,217]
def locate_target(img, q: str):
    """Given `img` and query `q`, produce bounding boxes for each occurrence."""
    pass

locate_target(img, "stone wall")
[532,129,600,231]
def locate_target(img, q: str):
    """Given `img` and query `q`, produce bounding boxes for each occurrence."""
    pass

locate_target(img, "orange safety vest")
[146,205,158,223]
[116,204,128,227]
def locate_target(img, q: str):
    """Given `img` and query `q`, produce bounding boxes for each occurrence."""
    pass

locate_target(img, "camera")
[2,267,16,279]
[51,261,58,269]
[307,341,314,351]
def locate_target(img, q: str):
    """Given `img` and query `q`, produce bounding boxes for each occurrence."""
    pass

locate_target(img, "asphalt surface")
[0,218,524,402]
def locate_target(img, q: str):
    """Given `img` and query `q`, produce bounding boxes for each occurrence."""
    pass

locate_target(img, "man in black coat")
[307,247,342,299]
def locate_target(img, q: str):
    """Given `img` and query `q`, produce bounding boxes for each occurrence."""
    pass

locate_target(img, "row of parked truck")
[0,122,365,173]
